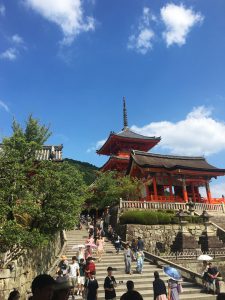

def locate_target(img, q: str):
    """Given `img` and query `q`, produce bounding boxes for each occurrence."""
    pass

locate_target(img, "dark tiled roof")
[130,150,225,173]
[0,144,63,161]
[114,128,160,141]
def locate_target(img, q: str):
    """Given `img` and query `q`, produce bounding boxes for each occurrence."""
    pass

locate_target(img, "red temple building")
[97,98,225,204]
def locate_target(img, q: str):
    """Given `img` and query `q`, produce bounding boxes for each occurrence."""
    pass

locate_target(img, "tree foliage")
[89,171,142,209]
[0,116,87,263]
[65,158,98,185]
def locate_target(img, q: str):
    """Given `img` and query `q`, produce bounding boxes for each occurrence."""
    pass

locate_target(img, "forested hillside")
[65,158,99,185]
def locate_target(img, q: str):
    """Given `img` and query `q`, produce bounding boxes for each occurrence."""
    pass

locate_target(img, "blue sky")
[0,0,225,196]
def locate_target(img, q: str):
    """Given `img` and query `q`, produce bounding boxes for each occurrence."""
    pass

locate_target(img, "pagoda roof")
[100,155,129,172]
[127,150,225,174]
[0,144,63,161]
[97,128,161,155]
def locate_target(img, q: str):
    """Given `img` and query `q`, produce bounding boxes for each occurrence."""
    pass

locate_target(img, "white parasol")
[72,244,85,250]
[197,254,213,261]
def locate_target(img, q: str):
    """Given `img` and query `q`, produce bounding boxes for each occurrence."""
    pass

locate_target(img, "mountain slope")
[65,158,98,185]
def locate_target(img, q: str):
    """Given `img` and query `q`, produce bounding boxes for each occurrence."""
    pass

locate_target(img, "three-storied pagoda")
[97,98,225,204]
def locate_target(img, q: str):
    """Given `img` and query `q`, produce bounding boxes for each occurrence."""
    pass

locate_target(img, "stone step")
[95,286,214,298]
[64,229,216,300]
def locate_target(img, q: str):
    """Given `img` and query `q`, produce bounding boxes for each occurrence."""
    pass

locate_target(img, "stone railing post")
[119,198,123,209]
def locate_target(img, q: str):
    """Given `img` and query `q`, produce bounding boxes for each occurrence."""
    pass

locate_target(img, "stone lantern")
[186,200,195,215]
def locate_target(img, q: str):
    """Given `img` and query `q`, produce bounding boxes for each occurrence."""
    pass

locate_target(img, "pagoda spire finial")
[123,96,128,130]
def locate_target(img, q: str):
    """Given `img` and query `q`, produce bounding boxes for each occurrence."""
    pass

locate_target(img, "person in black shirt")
[104,267,117,300]
[84,272,99,300]
[137,237,144,251]
[153,271,167,300]
[120,281,143,300]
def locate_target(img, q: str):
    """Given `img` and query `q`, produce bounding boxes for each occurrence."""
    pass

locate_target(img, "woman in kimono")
[124,243,133,274]
[136,249,145,274]
[168,278,180,300]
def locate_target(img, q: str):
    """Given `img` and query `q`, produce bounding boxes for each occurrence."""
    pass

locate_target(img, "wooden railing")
[119,199,225,213]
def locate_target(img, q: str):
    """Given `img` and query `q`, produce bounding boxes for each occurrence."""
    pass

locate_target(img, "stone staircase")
[210,214,225,230]
[64,229,216,300]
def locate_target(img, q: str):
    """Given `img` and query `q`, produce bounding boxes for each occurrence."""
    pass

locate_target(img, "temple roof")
[100,155,129,172]
[0,144,63,161]
[97,129,161,155]
[128,150,225,174]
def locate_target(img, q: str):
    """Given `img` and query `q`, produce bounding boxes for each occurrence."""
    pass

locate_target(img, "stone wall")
[0,232,64,300]
[117,223,216,254]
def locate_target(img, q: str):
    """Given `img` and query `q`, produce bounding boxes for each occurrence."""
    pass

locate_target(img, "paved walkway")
[64,228,216,300]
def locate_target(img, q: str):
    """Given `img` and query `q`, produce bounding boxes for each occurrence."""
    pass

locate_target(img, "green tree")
[0,116,87,265]
[89,171,141,209]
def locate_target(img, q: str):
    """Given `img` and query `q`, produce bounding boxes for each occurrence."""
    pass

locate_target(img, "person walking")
[85,245,93,261]
[120,281,143,300]
[136,249,145,274]
[84,272,99,300]
[114,235,121,254]
[78,258,85,296]
[168,278,180,300]
[68,256,80,299]
[57,256,69,277]
[153,271,167,300]
[77,246,85,263]
[96,235,104,262]
[137,237,144,251]
[124,244,133,275]
[131,239,138,257]
[85,257,96,278]
[104,267,117,300]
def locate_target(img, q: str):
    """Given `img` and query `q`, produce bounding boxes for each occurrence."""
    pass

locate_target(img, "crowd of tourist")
[7,214,225,300]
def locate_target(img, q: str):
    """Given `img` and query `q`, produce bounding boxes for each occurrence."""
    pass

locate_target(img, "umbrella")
[163,266,182,281]
[85,243,97,248]
[71,244,85,250]
[197,254,213,261]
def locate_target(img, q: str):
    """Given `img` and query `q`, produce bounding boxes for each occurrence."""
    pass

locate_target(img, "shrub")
[119,210,202,225]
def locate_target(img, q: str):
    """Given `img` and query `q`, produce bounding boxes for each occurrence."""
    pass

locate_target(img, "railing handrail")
[120,199,224,212]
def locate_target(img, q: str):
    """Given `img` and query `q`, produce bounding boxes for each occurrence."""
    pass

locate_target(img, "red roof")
[97,128,160,155]
[100,156,129,172]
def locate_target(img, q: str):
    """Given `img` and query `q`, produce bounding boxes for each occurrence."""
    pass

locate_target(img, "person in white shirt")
[68,256,80,299]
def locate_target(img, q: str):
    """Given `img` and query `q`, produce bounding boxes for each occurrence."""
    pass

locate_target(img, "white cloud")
[161,3,203,47]
[200,182,225,198]
[12,34,24,45]
[87,139,106,153]
[0,48,18,61]
[23,0,95,45]
[0,4,5,16]
[128,7,155,54]
[0,100,9,112]
[131,106,225,156]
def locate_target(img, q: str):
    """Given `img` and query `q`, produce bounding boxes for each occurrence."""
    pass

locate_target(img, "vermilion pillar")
[182,178,188,202]
[153,176,158,200]
[205,181,212,203]
[191,183,196,202]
